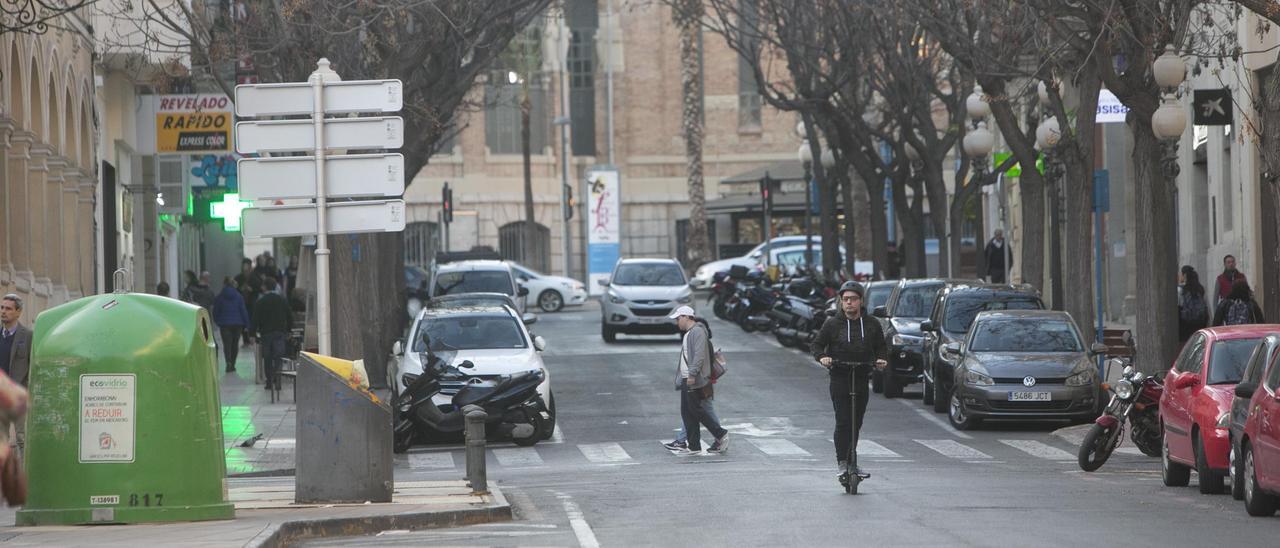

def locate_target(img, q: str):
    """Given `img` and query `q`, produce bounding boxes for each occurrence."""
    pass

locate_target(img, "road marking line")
[858,440,902,458]
[746,438,811,456]
[549,423,565,444]
[408,452,455,469]
[493,448,544,467]
[557,493,601,548]
[579,442,633,464]
[898,399,974,439]
[1000,439,1075,461]
[915,439,991,460]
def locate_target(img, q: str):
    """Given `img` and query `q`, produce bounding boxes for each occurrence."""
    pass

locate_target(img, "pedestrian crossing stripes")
[1000,439,1076,461]
[579,442,633,464]
[493,448,545,467]
[399,434,1152,473]
[746,438,811,457]
[915,439,992,460]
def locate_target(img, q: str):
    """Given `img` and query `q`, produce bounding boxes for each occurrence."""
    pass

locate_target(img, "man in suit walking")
[0,294,32,457]
[0,295,31,387]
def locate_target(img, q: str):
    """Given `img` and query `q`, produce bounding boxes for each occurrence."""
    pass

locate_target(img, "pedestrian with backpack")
[664,316,725,452]
[1178,265,1209,343]
[666,306,729,456]
[1213,279,1265,327]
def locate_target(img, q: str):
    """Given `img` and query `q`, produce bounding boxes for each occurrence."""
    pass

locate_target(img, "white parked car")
[689,236,826,288]
[507,262,588,312]
[390,302,555,435]
[428,258,528,315]
[599,258,693,342]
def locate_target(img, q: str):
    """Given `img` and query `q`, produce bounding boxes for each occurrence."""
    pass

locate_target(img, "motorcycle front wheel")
[1077,422,1120,472]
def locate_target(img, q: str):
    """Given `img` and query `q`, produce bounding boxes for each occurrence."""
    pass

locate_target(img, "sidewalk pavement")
[0,344,511,546]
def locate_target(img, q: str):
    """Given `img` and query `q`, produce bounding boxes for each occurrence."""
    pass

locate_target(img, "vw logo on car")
[1023,376,1037,387]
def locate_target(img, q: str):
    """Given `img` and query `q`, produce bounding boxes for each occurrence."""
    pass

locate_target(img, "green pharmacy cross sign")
[210,193,252,232]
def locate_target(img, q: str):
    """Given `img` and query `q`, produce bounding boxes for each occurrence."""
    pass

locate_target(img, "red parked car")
[1160,326,1271,494]
[1236,338,1280,515]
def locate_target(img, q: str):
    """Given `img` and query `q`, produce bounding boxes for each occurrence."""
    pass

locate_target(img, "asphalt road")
[305,300,1279,547]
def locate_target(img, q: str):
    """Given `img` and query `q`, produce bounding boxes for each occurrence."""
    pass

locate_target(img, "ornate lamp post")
[799,140,815,268]
[1151,46,1188,180]
[963,86,996,281]
[1037,83,1064,307]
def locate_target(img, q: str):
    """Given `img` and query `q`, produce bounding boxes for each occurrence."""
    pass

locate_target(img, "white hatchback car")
[508,262,588,313]
[429,259,528,315]
[390,302,555,435]
[599,258,693,342]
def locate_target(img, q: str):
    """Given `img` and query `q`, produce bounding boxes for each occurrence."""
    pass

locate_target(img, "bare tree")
[108,0,553,381]
[1028,0,1198,372]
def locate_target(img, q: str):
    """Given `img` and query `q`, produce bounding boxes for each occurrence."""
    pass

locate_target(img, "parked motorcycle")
[707,270,741,320]
[393,339,552,453]
[737,277,783,332]
[1077,359,1163,471]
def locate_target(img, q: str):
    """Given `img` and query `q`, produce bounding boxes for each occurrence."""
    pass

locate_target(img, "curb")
[229,468,296,479]
[246,485,511,548]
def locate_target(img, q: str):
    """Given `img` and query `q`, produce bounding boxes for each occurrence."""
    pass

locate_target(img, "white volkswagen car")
[390,302,555,435]
[508,262,588,312]
[599,258,694,342]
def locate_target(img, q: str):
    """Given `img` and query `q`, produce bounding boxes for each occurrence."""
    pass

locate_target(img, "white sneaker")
[707,434,730,454]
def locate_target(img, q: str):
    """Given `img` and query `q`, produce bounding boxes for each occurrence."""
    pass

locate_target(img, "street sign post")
[242,200,406,239]
[238,154,404,200]
[235,58,404,357]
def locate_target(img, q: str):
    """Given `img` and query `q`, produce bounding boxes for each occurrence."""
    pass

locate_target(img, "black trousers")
[829,367,869,463]
[681,386,727,451]
[260,331,287,387]
[220,327,243,369]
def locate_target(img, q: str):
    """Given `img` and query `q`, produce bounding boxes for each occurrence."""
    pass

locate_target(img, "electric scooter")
[834,359,874,494]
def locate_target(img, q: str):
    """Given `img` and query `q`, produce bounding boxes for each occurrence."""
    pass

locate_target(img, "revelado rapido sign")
[156,94,233,153]
[79,374,136,463]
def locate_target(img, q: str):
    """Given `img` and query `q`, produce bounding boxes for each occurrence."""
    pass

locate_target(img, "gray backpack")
[1225,299,1253,326]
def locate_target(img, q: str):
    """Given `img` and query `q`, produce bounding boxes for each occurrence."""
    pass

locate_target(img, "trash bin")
[295,352,392,503]
[16,293,235,525]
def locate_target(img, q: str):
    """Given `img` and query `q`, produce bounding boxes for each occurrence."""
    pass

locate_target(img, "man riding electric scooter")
[812,281,888,491]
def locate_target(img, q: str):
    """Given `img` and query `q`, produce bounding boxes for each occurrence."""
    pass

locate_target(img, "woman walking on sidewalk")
[213,277,251,373]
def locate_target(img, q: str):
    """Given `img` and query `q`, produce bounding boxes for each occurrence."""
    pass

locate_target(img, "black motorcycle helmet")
[837,281,864,299]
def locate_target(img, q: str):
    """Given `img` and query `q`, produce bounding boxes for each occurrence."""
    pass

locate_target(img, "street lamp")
[1151,46,1187,181]
[1036,79,1066,307]
[964,86,1000,283]
[799,140,815,269]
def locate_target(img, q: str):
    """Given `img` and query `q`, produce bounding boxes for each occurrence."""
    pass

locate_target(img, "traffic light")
[759,175,776,212]
[564,184,575,221]
[442,183,453,224]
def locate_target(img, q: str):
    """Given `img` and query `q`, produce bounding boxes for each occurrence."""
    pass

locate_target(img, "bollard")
[464,404,488,495]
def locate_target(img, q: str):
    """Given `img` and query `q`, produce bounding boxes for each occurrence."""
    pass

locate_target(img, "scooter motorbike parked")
[393,338,552,453]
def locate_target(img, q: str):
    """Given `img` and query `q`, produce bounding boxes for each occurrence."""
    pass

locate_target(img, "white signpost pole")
[311,59,338,356]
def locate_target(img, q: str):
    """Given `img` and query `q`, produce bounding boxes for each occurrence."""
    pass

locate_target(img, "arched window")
[499,221,549,273]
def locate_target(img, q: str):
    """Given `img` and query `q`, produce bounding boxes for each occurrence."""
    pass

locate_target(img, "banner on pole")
[585,168,621,295]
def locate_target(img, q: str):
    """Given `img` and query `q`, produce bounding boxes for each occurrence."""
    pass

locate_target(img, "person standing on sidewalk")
[1178,265,1208,343]
[668,306,728,455]
[984,230,1011,284]
[664,316,722,452]
[212,277,251,373]
[1215,255,1247,304]
[252,277,293,391]
[1213,279,1265,327]
[812,282,888,482]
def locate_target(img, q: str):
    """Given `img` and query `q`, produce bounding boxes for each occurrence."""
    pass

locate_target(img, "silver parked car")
[599,258,693,342]
[946,310,1106,430]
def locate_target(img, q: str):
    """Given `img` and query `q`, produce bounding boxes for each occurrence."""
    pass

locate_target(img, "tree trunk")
[840,167,860,275]
[1130,119,1180,374]
[1260,66,1280,325]
[892,171,926,277]
[1059,72,1102,344]
[674,0,712,269]
[920,160,951,277]
[948,190,970,280]
[983,78,1045,288]
[522,88,537,270]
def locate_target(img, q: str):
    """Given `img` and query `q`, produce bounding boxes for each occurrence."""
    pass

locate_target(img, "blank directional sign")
[238,154,404,200]
[235,117,403,154]
[242,200,406,239]
[235,80,403,117]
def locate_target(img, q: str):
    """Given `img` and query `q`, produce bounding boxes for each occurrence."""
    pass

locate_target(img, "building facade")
[405,0,804,278]
[0,23,98,319]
